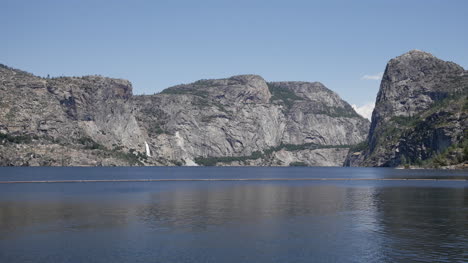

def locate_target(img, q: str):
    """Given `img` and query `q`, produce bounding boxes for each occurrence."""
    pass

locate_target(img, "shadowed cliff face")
[133,75,369,166]
[347,50,468,167]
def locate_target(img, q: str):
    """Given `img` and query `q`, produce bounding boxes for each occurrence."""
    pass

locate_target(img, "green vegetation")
[349,141,368,152]
[191,97,209,107]
[5,107,18,121]
[390,115,422,127]
[160,85,209,98]
[0,133,35,144]
[424,91,467,116]
[400,155,408,166]
[138,108,170,135]
[370,92,468,162]
[0,64,35,78]
[270,85,363,117]
[420,137,468,168]
[170,159,185,166]
[213,102,227,112]
[100,147,148,166]
[155,127,165,134]
[77,136,106,150]
[151,124,165,135]
[267,83,303,109]
[160,86,227,112]
[447,75,463,84]
[160,87,188,95]
[76,136,147,166]
[289,161,307,166]
[195,143,354,166]
[193,79,211,87]
[112,144,124,151]
[316,106,362,118]
[195,151,263,166]
[108,148,146,166]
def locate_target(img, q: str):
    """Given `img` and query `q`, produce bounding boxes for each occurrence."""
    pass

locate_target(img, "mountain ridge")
[3,50,465,168]
[0,66,369,166]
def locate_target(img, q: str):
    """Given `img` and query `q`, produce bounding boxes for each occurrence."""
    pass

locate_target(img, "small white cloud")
[361,72,383,81]
[352,102,375,120]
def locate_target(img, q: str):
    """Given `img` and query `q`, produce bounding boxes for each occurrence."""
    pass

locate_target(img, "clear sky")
[2,0,468,108]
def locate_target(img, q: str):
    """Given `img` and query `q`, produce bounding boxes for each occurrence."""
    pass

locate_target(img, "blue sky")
[2,0,468,108]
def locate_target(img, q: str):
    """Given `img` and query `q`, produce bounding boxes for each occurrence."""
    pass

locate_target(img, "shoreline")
[1,178,467,184]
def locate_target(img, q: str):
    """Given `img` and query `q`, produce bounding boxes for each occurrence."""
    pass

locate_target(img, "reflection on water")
[376,187,468,262]
[0,200,131,235]
[0,180,467,263]
[138,184,351,230]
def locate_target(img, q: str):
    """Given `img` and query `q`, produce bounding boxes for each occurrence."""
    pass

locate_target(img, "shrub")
[78,136,106,150]
[400,155,407,165]
[289,161,307,166]
[110,150,144,166]
[433,155,448,166]
[195,143,354,166]
[0,133,33,144]
[349,141,368,152]
[391,115,422,127]
[463,142,468,161]
[171,160,184,166]
[267,83,303,109]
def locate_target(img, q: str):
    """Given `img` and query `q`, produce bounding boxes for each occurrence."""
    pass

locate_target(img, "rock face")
[347,50,468,167]
[0,65,147,166]
[134,76,369,166]
[6,50,465,168]
[0,65,369,166]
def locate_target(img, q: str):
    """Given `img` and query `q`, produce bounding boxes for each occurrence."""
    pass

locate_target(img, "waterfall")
[145,141,151,157]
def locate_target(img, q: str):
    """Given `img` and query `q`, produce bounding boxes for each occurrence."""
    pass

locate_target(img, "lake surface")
[0,167,467,263]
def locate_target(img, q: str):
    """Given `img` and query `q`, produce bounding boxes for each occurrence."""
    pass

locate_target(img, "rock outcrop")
[6,50,466,168]
[0,64,147,166]
[133,76,369,166]
[0,65,370,166]
[347,50,468,167]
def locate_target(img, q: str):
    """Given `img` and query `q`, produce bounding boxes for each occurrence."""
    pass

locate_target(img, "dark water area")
[0,167,467,262]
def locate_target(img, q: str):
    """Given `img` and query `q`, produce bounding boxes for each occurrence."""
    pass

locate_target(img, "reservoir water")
[0,167,467,262]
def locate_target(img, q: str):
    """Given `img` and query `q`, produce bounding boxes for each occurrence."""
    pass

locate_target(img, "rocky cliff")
[0,65,369,166]
[0,64,147,166]
[347,50,468,167]
[133,76,369,166]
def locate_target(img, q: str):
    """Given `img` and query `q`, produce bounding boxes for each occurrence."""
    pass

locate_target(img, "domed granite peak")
[386,50,464,80]
[228,74,265,83]
[375,50,466,120]
[161,75,271,104]
[267,81,350,108]
[397,49,434,58]
[351,50,468,167]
